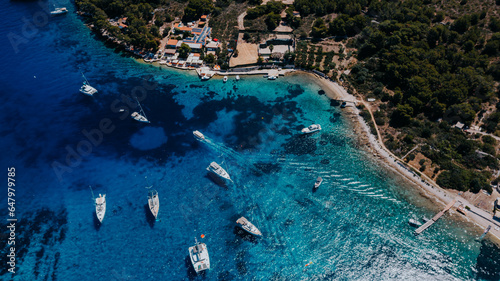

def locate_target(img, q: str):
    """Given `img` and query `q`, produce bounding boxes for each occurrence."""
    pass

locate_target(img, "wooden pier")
[415,199,457,235]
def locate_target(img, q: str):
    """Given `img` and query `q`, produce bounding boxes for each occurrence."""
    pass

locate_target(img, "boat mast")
[81,71,90,85]
[135,97,149,120]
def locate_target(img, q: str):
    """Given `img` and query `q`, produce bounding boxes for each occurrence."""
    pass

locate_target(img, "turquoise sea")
[1,1,500,280]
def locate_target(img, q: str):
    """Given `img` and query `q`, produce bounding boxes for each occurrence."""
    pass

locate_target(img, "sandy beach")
[302,71,500,245]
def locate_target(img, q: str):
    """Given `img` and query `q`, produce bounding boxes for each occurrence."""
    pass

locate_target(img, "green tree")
[178,43,191,59]
[183,0,214,22]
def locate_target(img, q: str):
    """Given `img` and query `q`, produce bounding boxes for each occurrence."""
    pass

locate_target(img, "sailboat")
[236,217,263,237]
[131,97,150,123]
[79,71,98,96]
[95,194,106,223]
[148,190,160,219]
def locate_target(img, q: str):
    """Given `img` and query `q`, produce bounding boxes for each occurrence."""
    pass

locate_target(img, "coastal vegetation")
[75,0,500,194]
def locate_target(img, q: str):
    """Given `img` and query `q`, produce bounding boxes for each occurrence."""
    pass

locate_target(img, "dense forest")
[294,0,500,193]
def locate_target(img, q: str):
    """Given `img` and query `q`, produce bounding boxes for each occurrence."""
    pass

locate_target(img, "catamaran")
[51,7,68,16]
[189,238,210,273]
[207,162,231,182]
[79,72,98,96]
[193,130,205,140]
[148,190,159,219]
[236,217,262,237]
[131,97,150,123]
[95,194,106,223]
[301,124,321,134]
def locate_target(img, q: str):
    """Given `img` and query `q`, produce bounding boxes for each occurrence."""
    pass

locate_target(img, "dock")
[415,198,457,235]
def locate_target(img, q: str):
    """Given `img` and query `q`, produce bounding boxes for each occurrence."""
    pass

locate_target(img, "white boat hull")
[95,194,106,223]
[236,217,262,236]
[189,242,210,273]
[148,190,159,219]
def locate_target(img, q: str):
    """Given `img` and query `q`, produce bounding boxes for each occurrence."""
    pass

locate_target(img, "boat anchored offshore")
[314,176,323,189]
[207,162,231,182]
[79,72,98,96]
[301,124,321,134]
[236,75,240,81]
[131,97,150,123]
[95,194,106,223]
[51,7,68,16]
[189,238,210,273]
[236,217,263,237]
[148,190,159,220]
[193,130,205,140]
[223,76,228,83]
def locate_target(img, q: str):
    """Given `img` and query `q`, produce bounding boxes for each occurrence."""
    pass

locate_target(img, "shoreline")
[134,59,500,244]
[302,71,500,245]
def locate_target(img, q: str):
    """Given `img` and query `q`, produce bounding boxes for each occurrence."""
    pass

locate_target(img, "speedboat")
[223,76,228,83]
[408,219,422,227]
[235,75,240,81]
[314,176,323,189]
[267,75,277,80]
[148,190,159,219]
[189,238,210,273]
[193,130,205,140]
[236,217,262,236]
[95,194,106,223]
[207,162,231,181]
[201,75,210,80]
[301,124,321,134]
[51,7,68,16]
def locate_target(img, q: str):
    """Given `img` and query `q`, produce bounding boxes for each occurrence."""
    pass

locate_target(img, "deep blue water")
[1,1,500,280]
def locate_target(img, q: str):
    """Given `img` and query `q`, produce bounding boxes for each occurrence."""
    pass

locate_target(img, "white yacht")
[314,176,323,189]
[79,72,97,96]
[131,97,150,123]
[236,217,262,237]
[51,7,68,16]
[148,190,159,220]
[223,76,228,83]
[207,162,231,181]
[301,124,321,134]
[189,238,210,273]
[201,75,211,81]
[267,75,277,80]
[95,194,106,223]
[193,130,205,140]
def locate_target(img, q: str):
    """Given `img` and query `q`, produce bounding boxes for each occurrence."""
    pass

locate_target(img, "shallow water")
[0,1,500,280]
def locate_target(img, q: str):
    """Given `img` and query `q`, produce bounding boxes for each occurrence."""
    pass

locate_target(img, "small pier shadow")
[233,226,259,244]
[184,255,206,279]
[143,204,156,228]
[92,212,102,231]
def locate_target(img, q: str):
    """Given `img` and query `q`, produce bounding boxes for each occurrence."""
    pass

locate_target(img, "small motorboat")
[267,75,277,80]
[301,124,321,134]
[95,194,106,223]
[314,176,323,189]
[408,219,422,227]
[223,76,228,83]
[235,75,240,81]
[193,130,205,140]
[51,7,68,16]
